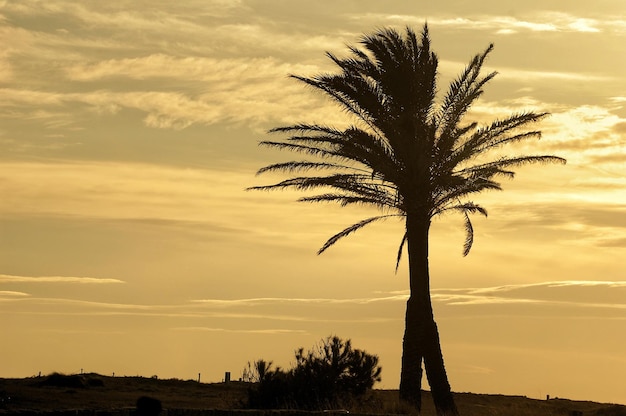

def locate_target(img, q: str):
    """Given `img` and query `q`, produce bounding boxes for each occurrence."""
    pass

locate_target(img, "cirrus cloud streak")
[0,274,124,284]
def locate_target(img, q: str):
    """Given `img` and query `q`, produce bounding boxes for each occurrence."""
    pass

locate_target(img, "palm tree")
[250,25,565,415]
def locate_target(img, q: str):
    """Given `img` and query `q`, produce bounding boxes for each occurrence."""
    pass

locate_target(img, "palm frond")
[256,161,357,176]
[473,130,543,154]
[291,74,384,130]
[318,215,399,254]
[270,124,344,136]
[434,200,488,218]
[449,112,548,166]
[458,155,567,179]
[434,202,487,255]
[298,193,396,209]
[247,173,375,192]
[434,44,496,154]
[462,211,474,256]
[395,232,408,272]
[432,177,502,212]
[258,141,346,161]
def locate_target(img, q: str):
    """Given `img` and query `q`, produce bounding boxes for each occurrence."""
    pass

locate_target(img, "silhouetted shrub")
[246,363,293,409]
[136,396,162,416]
[40,373,87,388]
[242,359,275,383]
[245,335,382,410]
[39,372,104,389]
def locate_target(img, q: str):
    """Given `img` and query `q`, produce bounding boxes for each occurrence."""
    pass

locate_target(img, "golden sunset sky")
[1,0,625,405]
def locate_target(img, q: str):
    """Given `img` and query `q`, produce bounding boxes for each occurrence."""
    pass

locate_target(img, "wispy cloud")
[172,327,308,335]
[458,364,496,375]
[1,295,397,323]
[432,293,542,306]
[471,280,626,293]
[37,328,126,335]
[189,281,626,314]
[432,281,626,310]
[0,161,243,221]
[490,67,612,83]
[353,12,623,35]
[465,100,625,167]
[0,274,124,284]
[5,280,625,312]
[0,160,369,248]
[0,1,341,74]
[435,16,558,33]
[436,60,613,89]
[65,55,319,82]
[1,297,171,310]
[191,295,409,307]
[0,77,339,129]
[0,290,30,297]
[0,1,211,35]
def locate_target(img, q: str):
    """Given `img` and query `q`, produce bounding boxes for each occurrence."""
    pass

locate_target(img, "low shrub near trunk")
[244,336,382,410]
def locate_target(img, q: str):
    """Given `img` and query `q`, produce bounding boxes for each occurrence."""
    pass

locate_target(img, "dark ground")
[0,373,624,416]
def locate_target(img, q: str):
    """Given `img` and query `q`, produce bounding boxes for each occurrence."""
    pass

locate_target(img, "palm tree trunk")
[400,213,459,415]
[424,320,458,415]
[399,296,424,409]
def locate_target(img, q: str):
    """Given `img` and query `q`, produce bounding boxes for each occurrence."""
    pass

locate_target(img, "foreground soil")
[1,373,624,416]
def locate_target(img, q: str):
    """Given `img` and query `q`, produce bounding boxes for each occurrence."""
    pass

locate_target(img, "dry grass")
[0,373,245,412]
[353,390,626,416]
[1,373,624,416]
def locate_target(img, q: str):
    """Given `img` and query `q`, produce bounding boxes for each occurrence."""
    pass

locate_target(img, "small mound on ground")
[39,373,104,389]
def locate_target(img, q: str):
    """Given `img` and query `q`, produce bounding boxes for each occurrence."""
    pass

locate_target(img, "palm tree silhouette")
[250,25,565,415]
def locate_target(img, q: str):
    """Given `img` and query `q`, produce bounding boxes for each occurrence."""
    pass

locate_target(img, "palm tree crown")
[251,25,565,259]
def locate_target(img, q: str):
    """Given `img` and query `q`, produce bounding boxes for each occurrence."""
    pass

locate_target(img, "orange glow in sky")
[0,1,625,405]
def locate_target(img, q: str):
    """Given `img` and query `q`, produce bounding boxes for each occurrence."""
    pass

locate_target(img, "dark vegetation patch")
[244,336,382,411]
[0,374,624,416]
[0,374,246,413]
[39,373,104,389]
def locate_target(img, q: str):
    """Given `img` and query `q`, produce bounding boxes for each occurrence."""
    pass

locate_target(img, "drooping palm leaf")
[318,215,400,254]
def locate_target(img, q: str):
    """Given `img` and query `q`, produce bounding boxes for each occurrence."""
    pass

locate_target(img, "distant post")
[198,373,201,383]
[224,372,231,383]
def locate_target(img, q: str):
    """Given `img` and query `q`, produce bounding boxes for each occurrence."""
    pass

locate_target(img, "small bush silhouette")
[39,373,104,389]
[136,396,162,416]
[245,336,382,410]
[242,359,275,383]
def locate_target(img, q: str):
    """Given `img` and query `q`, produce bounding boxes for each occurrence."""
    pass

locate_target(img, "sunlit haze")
[0,0,624,406]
